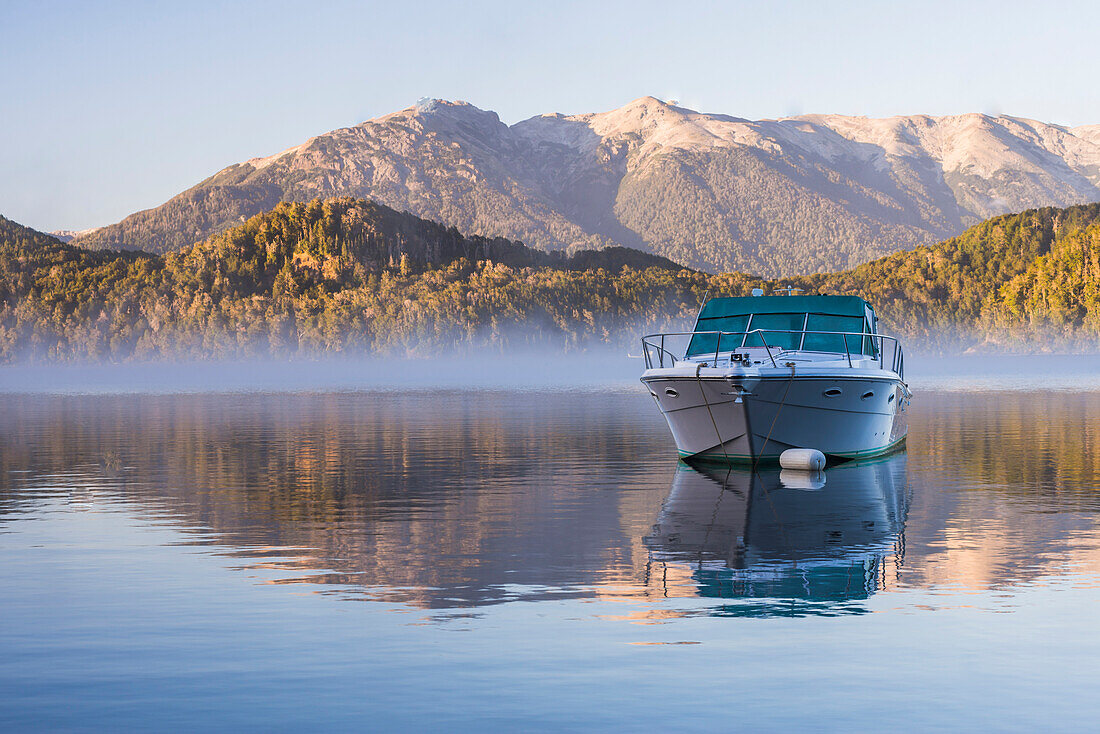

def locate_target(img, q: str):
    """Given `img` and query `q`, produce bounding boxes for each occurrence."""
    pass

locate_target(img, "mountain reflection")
[0,392,674,610]
[5,388,1100,621]
[641,458,908,616]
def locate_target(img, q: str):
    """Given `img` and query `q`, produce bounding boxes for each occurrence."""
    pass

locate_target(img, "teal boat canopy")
[687,295,878,356]
[697,295,871,320]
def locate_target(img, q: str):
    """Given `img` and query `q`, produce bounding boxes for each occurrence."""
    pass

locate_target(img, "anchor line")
[693,362,799,558]
[698,464,737,571]
[694,362,733,465]
[748,363,797,555]
[751,363,796,474]
[693,361,797,556]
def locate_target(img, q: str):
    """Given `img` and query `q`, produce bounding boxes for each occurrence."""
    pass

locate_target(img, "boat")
[642,455,909,612]
[640,291,910,463]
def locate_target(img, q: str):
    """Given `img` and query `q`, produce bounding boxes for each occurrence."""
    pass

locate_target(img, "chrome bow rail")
[641,329,905,378]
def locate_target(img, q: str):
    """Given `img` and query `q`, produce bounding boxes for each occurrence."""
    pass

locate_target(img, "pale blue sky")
[3,0,1099,231]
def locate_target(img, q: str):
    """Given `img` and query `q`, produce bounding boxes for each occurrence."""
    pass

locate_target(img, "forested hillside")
[0,200,696,361]
[807,203,1100,349]
[4,199,1100,362]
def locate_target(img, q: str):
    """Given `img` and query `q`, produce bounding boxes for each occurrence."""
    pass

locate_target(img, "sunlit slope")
[0,198,696,361]
[5,199,1100,361]
[804,203,1100,347]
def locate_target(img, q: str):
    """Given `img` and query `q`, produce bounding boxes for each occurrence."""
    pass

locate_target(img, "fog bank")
[0,349,642,395]
[4,349,1100,396]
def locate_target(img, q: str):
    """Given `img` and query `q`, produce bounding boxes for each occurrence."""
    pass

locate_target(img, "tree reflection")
[4,389,1100,619]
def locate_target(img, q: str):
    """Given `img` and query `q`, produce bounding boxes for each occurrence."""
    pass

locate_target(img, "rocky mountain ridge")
[74,97,1100,275]
[49,228,100,243]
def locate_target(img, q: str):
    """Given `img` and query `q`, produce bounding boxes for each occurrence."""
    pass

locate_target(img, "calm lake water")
[3,359,1100,731]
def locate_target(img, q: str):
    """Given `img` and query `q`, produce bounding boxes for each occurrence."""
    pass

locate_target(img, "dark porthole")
[861,391,874,400]
[664,388,679,398]
[823,388,842,398]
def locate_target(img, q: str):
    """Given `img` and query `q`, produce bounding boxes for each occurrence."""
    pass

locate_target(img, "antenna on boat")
[773,286,804,297]
[689,288,711,334]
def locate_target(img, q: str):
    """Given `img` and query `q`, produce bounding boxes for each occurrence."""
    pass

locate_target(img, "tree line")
[2,197,1099,362]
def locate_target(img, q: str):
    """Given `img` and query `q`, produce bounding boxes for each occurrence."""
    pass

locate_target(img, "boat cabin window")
[744,313,805,350]
[803,314,868,353]
[685,314,749,356]
[681,296,880,359]
[685,309,878,357]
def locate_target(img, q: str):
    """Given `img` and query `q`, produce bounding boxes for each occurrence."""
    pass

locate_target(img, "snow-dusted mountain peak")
[77,96,1100,276]
[376,99,506,136]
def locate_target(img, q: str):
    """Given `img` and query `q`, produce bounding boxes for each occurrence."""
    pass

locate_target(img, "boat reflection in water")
[643,453,909,616]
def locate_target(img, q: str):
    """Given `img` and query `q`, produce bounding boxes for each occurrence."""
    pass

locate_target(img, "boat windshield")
[803,314,869,353]
[686,315,749,356]
[685,295,878,357]
[748,313,805,350]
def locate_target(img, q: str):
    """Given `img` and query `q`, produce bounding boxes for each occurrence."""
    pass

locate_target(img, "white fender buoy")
[779,469,826,490]
[779,448,826,471]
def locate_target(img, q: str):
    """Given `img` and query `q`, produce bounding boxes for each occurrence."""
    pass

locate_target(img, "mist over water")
[5,350,1100,395]
[0,349,642,395]
[4,355,1100,729]
[907,353,1100,392]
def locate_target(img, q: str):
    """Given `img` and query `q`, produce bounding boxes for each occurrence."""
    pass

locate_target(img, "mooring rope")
[693,358,799,560]
[695,361,733,464]
[751,362,796,474]
[698,464,736,570]
[747,361,798,556]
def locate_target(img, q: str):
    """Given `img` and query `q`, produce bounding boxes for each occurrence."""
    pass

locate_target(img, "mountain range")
[72,97,1100,276]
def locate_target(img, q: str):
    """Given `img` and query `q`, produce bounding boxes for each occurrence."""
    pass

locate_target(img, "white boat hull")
[641,367,908,463]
